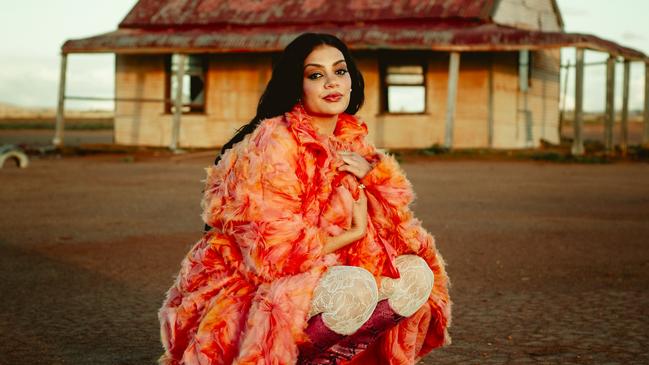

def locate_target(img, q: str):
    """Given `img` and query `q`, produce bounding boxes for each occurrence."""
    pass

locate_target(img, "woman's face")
[301,45,352,117]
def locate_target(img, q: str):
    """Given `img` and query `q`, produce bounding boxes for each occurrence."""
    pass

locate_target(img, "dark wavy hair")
[212,32,365,166]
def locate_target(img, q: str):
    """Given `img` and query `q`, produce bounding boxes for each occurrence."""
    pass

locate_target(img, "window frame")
[164,54,209,115]
[379,52,429,115]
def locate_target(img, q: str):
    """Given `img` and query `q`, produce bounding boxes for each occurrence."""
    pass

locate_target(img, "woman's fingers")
[358,188,367,203]
[354,188,367,204]
[339,151,363,166]
[338,163,361,177]
[340,155,357,166]
[339,164,356,173]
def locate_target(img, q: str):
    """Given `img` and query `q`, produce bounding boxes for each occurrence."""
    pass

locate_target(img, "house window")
[382,64,426,113]
[166,54,207,113]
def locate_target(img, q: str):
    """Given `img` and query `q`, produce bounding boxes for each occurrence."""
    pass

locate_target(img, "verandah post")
[444,52,460,149]
[170,54,186,151]
[571,48,585,156]
[52,53,68,147]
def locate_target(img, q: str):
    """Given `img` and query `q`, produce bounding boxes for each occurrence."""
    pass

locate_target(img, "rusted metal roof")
[61,0,646,60]
[63,23,647,60]
[119,0,496,28]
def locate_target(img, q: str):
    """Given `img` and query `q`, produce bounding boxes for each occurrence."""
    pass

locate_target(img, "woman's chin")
[310,101,349,116]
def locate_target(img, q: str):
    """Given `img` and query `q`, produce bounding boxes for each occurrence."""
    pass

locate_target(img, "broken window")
[166,54,207,113]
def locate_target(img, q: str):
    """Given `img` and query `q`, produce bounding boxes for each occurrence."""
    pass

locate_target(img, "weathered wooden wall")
[357,52,445,149]
[490,49,561,148]
[115,54,271,147]
[360,50,560,149]
[114,49,560,149]
[493,0,562,31]
[528,49,561,145]
[356,52,493,149]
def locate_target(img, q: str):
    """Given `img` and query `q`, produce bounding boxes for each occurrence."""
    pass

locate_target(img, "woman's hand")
[337,151,373,179]
[322,189,368,254]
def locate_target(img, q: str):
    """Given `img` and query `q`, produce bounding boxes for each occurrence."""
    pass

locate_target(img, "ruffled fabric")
[158,102,451,365]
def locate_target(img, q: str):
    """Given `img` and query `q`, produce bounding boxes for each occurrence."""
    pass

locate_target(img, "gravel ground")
[1,153,648,365]
[0,129,113,147]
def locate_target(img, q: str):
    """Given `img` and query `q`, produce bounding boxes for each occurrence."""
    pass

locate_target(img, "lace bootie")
[302,299,405,364]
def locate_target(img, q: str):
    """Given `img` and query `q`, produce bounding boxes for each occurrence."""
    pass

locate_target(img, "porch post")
[643,61,649,146]
[445,52,460,149]
[52,53,68,147]
[620,59,630,156]
[604,55,616,153]
[559,60,570,143]
[519,49,533,147]
[487,55,494,148]
[571,48,585,156]
[170,54,186,151]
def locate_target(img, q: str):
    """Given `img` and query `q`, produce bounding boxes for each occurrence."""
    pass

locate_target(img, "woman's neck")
[309,114,338,138]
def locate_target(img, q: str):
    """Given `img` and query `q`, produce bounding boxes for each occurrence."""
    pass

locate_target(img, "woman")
[158,33,451,365]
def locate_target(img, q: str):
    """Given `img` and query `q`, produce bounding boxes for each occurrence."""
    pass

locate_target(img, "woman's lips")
[323,94,342,102]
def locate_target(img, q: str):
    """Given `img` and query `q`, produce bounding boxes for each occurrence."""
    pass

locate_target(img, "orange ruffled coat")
[158,103,452,364]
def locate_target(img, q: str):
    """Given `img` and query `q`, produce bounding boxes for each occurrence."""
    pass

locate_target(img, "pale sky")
[0,0,647,111]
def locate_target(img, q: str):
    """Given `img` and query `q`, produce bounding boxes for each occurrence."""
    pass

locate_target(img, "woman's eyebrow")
[303,59,346,69]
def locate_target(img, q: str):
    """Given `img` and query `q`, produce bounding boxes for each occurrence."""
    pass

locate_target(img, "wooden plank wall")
[359,52,490,149]
[114,54,272,147]
[361,50,558,150]
[529,49,561,146]
[492,0,562,31]
[357,53,444,149]
[115,55,168,146]
[452,53,490,148]
[491,50,560,148]
[114,49,559,149]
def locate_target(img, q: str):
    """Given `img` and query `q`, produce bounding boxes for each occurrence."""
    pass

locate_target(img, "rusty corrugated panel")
[62,23,647,60]
[119,0,494,28]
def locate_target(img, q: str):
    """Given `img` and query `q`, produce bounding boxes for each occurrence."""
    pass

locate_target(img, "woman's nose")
[324,76,338,89]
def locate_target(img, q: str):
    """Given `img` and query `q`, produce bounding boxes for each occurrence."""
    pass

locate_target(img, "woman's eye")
[307,69,348,80]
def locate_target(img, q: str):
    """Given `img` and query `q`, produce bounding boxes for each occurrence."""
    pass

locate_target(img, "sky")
[0,0,647,112]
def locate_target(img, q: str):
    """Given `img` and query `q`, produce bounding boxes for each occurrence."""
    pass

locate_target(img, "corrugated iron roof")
[119,0,496,28]
[62,23,647,60]
[61,0,646,60]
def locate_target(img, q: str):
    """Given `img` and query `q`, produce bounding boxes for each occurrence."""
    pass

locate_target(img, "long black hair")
[213,32,365,166]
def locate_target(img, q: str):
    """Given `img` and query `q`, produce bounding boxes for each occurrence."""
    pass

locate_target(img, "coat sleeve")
[355,135,453,354]
[200,120,328,282]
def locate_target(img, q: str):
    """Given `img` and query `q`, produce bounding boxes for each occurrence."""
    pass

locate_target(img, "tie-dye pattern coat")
[158,102,451,364]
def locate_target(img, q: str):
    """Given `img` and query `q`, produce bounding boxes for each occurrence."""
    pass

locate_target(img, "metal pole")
[571,48,585,156]
[170,54,186,151]
[620,59,630,156]
[604,55,616,153]
[52,54,68,147]
[444,52,460,149]
[643,61,649,146]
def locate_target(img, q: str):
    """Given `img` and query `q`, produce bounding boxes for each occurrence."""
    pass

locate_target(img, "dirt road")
[1,154,648,364]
